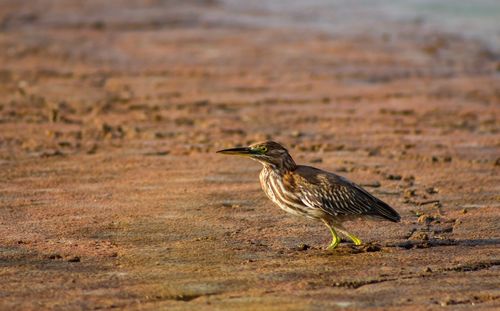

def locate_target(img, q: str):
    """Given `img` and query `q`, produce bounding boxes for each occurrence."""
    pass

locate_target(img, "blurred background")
[0,1,499,309]
[0,0,498,156]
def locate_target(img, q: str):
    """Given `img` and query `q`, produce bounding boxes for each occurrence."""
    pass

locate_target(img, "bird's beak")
[216,147,253,156]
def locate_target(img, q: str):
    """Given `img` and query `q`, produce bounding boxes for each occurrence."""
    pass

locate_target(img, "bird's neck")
[263,154,297,175]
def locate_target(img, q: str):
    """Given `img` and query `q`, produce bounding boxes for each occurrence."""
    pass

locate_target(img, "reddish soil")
[0,0,499,310]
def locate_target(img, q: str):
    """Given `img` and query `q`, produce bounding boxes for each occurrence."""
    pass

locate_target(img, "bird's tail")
[371,198,401,222]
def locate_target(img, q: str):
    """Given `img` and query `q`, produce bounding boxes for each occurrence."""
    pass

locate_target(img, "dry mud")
[0,0,499,310]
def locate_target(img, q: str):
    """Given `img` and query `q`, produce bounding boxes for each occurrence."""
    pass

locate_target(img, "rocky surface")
[0,0,499,309]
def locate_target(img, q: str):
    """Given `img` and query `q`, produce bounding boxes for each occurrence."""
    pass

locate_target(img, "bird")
[217,141,400,249]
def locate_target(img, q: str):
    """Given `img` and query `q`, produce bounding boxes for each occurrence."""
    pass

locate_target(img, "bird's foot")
[348,234,362,246]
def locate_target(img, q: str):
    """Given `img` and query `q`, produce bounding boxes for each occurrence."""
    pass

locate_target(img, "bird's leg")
[322,220,340,249]
[336,227,363,246]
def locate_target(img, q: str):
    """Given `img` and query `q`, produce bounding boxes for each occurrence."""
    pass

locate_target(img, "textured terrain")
[0,0,499,310]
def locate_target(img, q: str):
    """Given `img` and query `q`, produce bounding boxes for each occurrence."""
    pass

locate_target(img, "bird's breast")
[259,168,276,202]
[259,168,320,219]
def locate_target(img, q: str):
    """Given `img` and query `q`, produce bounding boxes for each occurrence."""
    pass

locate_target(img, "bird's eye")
[253,146,267,154]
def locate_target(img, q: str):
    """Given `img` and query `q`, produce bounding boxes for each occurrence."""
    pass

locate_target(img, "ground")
[0,0,499,310]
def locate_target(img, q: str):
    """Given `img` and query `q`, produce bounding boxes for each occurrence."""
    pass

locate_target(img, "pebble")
[363,244,381,252]
[367,148,381,156]
[404,188,416,198]
[361,181,381,188]
[310,158,322,163]
[417,215,435,224]
[67,256,81,262]
[290,131,303,138]
[403,175,415,182]
[296,243,310,251]
[412,232,429,241]
[386,174,402,180]
[425,187,439,194]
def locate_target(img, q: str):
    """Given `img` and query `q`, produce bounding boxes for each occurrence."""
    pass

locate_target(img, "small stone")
[461,208,468,214]
[290,131,303,138]
[404,188,416,198]
[363,244,381,252]
[49,107,59,123]
[86,144,98,154]
[48,254,62,260]
[399,241,414,249]
[412,232,429,241]
[367,148,381,156]
[386,174,402,180]
[335,167,348,173]
[296,243,310,251]
[417,215,434,224]
[403,175,415,182]
[40,149,64,158]
[310,158,322,163]
[118,88,133,102]
[434,227,452,234]
[17,80,28,95]
[323,144,344,151]
[67,256,80,262]
[440,297,456,306]
[425,187,439,194]
[361,181,381,188]
[424,267,433,273]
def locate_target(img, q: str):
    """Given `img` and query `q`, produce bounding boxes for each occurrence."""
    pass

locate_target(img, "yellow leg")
[336,227,363,246]
[322,220,340,250]
[347,233,362,246]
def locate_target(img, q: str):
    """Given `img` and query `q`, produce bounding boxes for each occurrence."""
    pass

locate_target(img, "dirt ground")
[0,0,499,310]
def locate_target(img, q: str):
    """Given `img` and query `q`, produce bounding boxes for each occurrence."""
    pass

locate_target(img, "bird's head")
[217,141,296,171]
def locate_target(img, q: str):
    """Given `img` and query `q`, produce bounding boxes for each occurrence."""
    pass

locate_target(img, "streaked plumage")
[217,141,400,249]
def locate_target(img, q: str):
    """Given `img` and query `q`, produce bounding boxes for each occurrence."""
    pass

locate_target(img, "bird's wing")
[284,166,400,221]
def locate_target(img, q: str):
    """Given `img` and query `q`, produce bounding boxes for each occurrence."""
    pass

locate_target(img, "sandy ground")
[0,0,499,310]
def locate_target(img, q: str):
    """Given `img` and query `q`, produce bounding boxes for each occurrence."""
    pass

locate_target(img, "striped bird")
[217,141,400,249]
